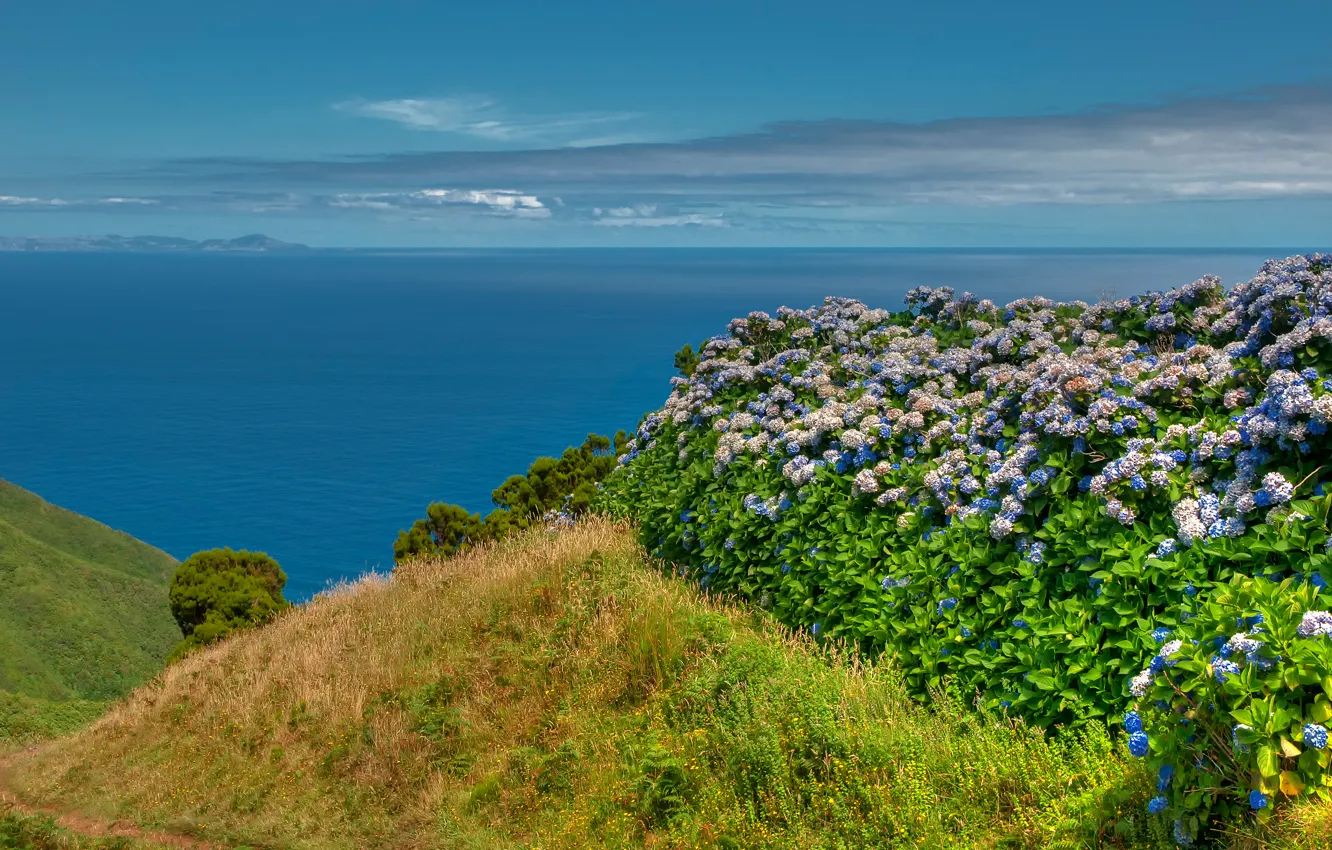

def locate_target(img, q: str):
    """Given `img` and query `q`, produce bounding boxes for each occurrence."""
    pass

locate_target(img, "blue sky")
[3,1,1331,247]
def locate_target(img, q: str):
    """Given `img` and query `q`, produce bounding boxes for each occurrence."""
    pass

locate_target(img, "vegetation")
[166,548,290,661]
[0,478,180,743]
[1132,573,1332,841]
[393,432,628,563]
[6,520,1285,850]
[0,692,105,744]
[0,805,175,850]
[597,255,1332,842]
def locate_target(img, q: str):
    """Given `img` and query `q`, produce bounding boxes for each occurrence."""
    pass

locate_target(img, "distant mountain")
[0,233,311,252]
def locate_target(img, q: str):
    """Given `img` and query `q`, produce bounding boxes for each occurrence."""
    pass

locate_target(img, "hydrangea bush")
[595,254,1332,836]
[1125,571,1332,844]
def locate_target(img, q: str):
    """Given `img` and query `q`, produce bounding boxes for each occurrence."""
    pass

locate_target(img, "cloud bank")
[6,84,1332,243]
[249,85,1332,205]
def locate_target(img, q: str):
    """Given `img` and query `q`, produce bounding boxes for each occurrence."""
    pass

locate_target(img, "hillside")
[0,520,1205,849]
[0,478,180,740]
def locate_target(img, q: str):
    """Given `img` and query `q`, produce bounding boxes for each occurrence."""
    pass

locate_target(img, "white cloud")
[594,211,726,228]
[334,95,637,146]
[0,194,160,209]
[331,188,550,217]
[0,195,69,207]
[597,204,656,218]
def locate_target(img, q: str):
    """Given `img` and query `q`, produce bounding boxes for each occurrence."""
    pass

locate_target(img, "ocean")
[0,248,1293,599]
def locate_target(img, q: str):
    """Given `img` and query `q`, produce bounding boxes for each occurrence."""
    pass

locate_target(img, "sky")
[2,1,1331,248]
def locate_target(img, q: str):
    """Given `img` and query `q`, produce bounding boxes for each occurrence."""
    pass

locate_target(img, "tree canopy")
[393,431,628,563]
[167,548,289,659]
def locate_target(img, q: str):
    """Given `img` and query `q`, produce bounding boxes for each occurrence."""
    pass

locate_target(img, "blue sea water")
[0,248,1292,599]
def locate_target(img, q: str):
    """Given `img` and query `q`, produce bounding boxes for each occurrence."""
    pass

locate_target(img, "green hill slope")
[7,522,1332,847]
[0,478,180,739]
[0,522,1174,849]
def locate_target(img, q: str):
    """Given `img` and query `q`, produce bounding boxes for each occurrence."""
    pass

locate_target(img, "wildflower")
[1249,790,1268,810]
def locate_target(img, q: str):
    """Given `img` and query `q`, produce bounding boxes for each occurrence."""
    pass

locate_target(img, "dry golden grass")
[5,517,1332,850]
[3,519,652,848]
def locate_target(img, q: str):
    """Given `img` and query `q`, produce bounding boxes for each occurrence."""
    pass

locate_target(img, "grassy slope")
[0,523,1238,848]
[0,478,181,740]
[5,520,1330,849]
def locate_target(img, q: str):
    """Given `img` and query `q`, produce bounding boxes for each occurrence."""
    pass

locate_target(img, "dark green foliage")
[0,478,180,740]
[167,548,289,659]
[673,342,702,378]
[627,741,690,829]
[392,503,485,562]
[392,432,628,563]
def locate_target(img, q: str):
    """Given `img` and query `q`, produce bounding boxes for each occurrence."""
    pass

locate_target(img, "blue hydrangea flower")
[1172,820,1193,846]
[1304,723,1329,750]
[1249,790,1268,810]
[1128,731,1150,758]
[1124,710,1143,734]
[1158,764,1174,791]
[1147,796,1168,814]
[1213,658,1241,683]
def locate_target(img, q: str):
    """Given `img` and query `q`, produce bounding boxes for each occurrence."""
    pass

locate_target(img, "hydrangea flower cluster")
[621,256,1332,547]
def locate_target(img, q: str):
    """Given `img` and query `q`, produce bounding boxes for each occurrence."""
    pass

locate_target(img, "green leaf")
[1258,746,1281,777]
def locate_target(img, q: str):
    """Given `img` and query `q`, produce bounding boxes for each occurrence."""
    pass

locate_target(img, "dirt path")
[0,746,226,849]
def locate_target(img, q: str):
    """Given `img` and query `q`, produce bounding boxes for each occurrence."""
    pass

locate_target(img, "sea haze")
[0,249,1292,599]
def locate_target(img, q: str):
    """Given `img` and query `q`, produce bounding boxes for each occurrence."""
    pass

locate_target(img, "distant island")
[0,233,311,253]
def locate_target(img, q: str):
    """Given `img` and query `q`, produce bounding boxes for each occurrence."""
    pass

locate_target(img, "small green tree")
[167,548,289,660]
[673,343,702,378]
[393,502,487,562]
[394,432,631,565]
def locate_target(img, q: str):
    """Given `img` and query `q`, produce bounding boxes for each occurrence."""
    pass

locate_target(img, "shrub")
[595,254,1332,835]
[1125,572,1332,845]
[393,432,628,563]
[167,548,289,659]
